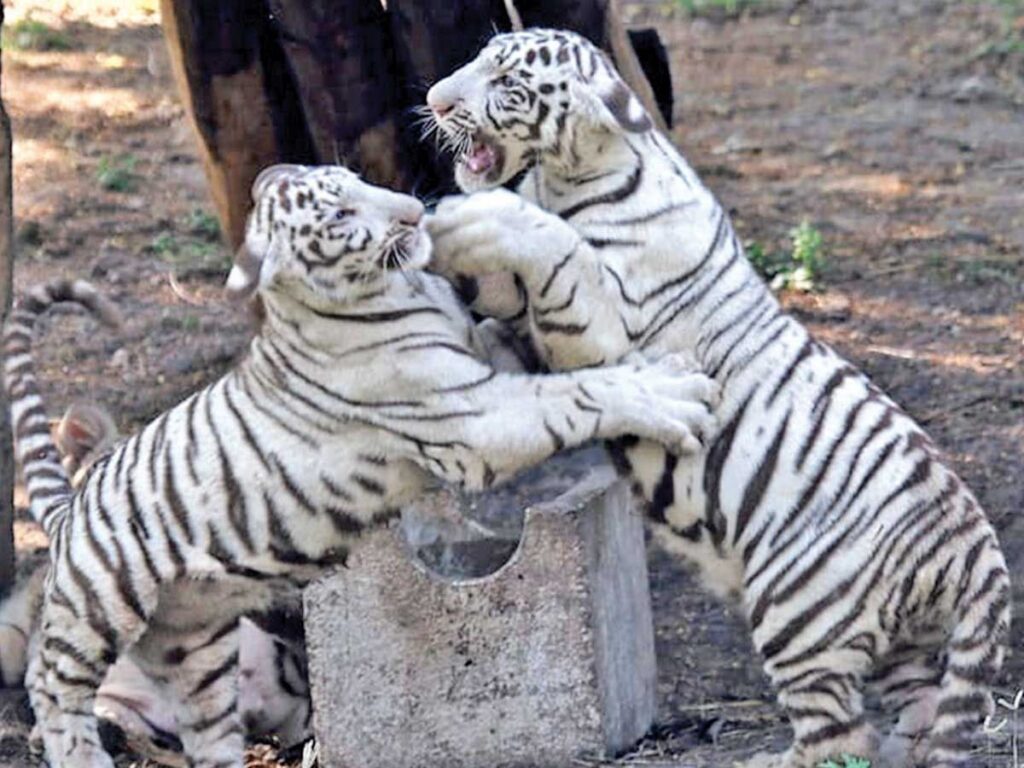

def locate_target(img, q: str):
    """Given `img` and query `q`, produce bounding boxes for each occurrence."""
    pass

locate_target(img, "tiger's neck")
[528,129,790,381]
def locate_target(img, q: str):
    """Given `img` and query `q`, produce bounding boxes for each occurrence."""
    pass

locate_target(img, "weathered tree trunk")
[160,0,669,249]
[160,0,315,250]
[0,1,17,593]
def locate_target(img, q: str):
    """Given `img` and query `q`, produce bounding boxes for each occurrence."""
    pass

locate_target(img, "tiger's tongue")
[466,143,497,174]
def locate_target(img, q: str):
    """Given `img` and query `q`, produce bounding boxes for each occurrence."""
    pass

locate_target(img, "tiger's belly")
[621,440,745,602]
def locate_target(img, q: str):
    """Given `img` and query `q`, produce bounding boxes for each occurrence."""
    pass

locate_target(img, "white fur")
[427,30,1009,768]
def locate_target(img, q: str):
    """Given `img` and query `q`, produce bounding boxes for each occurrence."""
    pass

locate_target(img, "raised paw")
[426,190,578,283]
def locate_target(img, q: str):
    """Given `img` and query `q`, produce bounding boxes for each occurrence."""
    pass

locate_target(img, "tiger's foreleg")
[392,353,717,491]
[428,189,632,369]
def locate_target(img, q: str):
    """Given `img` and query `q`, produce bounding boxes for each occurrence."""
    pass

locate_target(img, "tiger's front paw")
[426,190,579,283]
[607,354,720,455]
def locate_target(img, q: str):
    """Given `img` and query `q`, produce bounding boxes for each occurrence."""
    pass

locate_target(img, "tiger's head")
[225,165,430,307]
[425,29,652,192]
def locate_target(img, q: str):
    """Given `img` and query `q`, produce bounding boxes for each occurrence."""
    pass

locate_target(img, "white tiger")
[0,404,311,765]
[2,163,717,768]
[424,28,1010,768]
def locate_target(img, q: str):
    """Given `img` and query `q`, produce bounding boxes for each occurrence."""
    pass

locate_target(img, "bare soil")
[0,0,1021,766]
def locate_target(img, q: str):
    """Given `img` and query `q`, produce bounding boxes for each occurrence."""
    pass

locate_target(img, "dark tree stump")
[161,0,669,249]
[0,1,16,593]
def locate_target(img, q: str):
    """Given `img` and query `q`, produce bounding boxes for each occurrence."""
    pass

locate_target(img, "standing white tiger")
[3,164,717,768]
[424,29,1010,768]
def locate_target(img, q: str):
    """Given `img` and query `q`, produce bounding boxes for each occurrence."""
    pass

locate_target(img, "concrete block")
[304,463,657,768]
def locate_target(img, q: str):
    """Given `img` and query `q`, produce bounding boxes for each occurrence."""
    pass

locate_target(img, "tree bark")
[0,1,16,594]
[160,0,317,249]
[161,0,668,248]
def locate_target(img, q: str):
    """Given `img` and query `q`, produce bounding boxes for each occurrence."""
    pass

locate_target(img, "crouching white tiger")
[0,404,311,765]
[3,163,718,768]
[424,28,1010,768]
[0,556,310,766]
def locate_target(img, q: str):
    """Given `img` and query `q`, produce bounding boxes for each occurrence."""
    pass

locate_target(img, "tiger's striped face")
[426,29,651,192]
[226,165,429,306]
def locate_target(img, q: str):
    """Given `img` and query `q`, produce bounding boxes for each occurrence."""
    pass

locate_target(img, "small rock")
[711,132,760,156]
[162,350,200,377]
[110,348,131,371]
[951,76,999,103]
[121,196,147,211]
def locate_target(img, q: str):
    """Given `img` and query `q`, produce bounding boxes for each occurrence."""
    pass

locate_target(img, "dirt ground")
[0,0,1021,766]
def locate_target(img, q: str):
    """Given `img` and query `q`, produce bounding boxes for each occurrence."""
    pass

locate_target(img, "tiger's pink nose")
[398,199,425,227]
[426,85,459,119]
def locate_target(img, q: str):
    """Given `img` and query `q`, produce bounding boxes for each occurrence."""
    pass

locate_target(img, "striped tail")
[3,279,121,538]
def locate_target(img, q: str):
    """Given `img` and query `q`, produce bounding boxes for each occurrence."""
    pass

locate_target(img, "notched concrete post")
[304,465,656,768]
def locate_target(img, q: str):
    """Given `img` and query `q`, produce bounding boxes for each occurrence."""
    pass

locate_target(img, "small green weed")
[149,229,229,275]
[3,17,73,51]
[185,209,221,241]
[747,220,826,292]
[973,0,1024,56]
[675,0,759,16]
[790,220,825,275]
[818,756,871,768]
[97,155,139,193]
[957,257,1019,285]
[151,232,178,255]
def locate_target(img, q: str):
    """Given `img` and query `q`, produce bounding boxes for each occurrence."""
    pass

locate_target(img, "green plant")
[746,240,791,281]
[149,230,229,275]
[3,17,73,51]
[818,756,871,768]
[151,232,178,255]
[675,0,759,16]
[790,220,825,274]
[97,154,139,193]
[973,0,1024,56]
[186,209,221,241]
[746,221,826,292]
[957,257,1019,285]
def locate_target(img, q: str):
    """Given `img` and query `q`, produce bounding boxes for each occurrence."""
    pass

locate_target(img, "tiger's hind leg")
[866,642,943,767]
[135,617,244,768]
[738,654,879,768]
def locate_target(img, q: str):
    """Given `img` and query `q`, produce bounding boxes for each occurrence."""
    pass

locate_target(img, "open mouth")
[458,133,504,179]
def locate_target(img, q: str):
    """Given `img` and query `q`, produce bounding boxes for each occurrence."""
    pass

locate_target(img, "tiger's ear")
[251,164,308,202]
[576,53,652,134]
[224,242,264,303]
[55,402,119,465]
